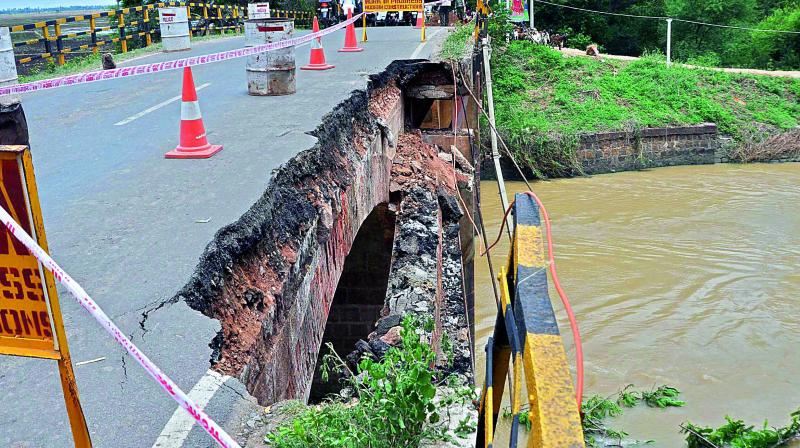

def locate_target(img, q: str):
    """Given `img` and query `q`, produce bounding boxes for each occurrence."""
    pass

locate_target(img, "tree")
[724,3,800,68]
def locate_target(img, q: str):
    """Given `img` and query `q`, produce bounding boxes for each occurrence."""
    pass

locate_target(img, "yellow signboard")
[364,0,423,12]
[0,151,57,355]
[0,145,91,447]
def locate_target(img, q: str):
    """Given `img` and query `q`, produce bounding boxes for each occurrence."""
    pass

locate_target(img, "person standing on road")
[439,0,452,26]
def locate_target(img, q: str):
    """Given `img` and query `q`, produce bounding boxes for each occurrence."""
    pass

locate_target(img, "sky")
[0,0,116,9]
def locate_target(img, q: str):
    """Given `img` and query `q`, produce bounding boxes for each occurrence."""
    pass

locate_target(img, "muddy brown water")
[475,163,800,446]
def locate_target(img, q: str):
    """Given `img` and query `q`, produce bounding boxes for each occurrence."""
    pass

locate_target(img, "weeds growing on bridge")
[264,316,476,448]
[439,21,475,61]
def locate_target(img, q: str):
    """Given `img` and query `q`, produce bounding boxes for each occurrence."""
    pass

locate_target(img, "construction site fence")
[10,2,313,66]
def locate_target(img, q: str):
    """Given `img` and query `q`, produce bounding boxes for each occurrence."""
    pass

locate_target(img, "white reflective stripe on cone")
[181,101,202,120]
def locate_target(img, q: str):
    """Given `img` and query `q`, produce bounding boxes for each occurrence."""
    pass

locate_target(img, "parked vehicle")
[390,11,402,25]
[318,0,338,27]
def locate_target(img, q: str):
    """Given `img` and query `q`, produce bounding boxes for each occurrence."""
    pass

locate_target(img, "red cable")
[482,192,585,408]
[522,191,584,409]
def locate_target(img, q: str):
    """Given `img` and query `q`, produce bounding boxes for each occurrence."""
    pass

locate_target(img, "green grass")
[438,21,475,61]
[491,41,800,176]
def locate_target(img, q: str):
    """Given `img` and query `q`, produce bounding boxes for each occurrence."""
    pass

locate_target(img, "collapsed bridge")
[0,20,587,446]
[174,60,479,407]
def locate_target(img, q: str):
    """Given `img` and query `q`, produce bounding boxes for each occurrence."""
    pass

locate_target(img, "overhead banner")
[0,148,58,357]
[510,0,525,22]
[363,0,423,12]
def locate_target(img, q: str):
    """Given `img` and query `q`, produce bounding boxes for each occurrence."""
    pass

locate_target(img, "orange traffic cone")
[339,10,363,52]
[301,17,335,70]
[165,67,223,159]
[414,10,424,28]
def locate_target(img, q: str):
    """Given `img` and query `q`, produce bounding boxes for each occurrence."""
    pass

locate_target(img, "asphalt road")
[0,25,448,448]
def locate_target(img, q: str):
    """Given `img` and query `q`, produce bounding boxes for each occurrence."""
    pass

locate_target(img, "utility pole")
[529,0,534,29]
[482,38,514,240]
[666,18,673,67]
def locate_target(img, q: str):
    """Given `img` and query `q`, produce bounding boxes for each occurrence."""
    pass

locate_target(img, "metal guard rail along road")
[0,13,363,98]
[0,14,361,448]
[478,193,585,448]
[10,1,312,66]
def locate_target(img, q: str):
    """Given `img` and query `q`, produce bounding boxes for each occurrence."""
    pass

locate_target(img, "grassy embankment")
[490,41,800,177]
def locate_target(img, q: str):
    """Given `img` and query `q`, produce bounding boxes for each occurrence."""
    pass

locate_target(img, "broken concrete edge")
[150,56,476,412]
[240,181,478,443]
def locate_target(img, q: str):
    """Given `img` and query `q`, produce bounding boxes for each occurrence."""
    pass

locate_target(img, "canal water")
[475,163,800,446]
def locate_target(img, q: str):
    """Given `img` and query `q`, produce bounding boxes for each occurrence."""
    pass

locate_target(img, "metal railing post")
[90,16,98,53]
[482,38,513,239]
[666,18,673,67]
[54,22,65,65]
[530,0,534,29]
[202,4,209,35]
[186,4,192,38]
[119,11,128,52]
[42,25,54,64]
[144,7,152,46]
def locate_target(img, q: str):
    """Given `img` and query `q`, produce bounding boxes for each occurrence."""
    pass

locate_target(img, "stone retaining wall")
[577,123,719,174]
[484,123,799,180]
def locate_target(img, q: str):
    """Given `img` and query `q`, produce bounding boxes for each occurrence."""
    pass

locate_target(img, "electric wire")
[532,0,800,34]
[456,62,584,408]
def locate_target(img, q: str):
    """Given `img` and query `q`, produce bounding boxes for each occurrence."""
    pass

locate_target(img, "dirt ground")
[559,46,800,79]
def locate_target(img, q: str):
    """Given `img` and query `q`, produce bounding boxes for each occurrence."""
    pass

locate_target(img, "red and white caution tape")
[0,208,240,447]
[0,13,363,97]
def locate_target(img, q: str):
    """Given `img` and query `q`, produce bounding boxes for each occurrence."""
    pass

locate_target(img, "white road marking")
[114,82,211,126]
[146,31,438,448]
[151,369,231,448]
[410,28,443,59]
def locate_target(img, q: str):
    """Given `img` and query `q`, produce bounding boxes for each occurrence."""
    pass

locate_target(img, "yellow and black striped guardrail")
[10,2,312,67]
[478,193,585,448]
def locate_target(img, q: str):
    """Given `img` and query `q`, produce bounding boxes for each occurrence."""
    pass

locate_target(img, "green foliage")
[617,385,640,408]
[501,408,533,431]
[682,409,800,448]
[488,6,515,48]
[641,385,686,408]
[500,384,687,445]
[440,21,476,61]
[723,4,800,69]
[581,394,629,446]
[581,386,682,446]
[528,0,800,70]
[487,35,800,177]
[264,316,475,448]
[569,32,595,50]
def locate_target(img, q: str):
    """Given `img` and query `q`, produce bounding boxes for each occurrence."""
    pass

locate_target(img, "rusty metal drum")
[159,7,191,52]
[245,18,295,96]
